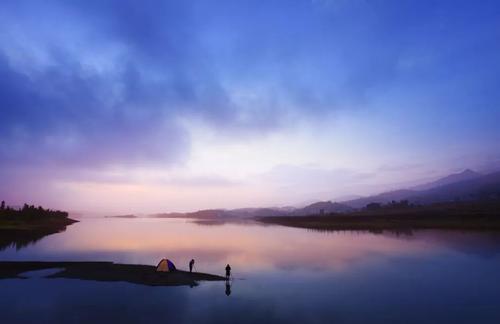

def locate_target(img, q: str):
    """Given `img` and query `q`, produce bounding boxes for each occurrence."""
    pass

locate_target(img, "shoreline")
[0,261,227,286]
[257,201,500,232]
[0,217,79,250]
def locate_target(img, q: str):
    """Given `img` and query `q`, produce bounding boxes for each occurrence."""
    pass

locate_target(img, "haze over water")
[2,217,500,323]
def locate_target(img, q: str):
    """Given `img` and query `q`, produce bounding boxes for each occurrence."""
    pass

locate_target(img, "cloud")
[0,1,300,170]
[2,0,497,169]
[1,0,500,211]
[255,164,377,203]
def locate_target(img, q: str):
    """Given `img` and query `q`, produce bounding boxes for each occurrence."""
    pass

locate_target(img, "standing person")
[189,259,195,273]
[225,264,231,280]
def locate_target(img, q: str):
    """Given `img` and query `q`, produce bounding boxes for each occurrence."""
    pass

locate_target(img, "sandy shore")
[0,261,227,287]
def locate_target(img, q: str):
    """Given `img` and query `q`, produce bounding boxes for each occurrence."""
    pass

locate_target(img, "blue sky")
[1,0,499,213]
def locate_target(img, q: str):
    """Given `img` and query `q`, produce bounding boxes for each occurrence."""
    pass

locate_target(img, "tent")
[156,259,177,272]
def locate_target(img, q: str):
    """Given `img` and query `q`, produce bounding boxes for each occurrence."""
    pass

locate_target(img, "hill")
[151,201,353,220]
[290,201,353,215]
[150,169,500,220]
[412,169,482,191]
[342,189,417,209]
[259,200,500,232]
[343,170,500,209]
[409,171,500,204]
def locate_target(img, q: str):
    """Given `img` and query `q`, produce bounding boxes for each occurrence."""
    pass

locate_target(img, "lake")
[1,217,500,323]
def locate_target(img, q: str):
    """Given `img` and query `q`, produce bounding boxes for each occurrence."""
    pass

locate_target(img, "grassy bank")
[258,200,500,232]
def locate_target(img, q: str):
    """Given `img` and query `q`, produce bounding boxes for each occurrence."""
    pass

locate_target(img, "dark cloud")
[0,0,499,183]
[0,0,299,169]
[0,51,190,168]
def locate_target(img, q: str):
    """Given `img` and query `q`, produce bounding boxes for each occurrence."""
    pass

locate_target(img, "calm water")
[1,217,500,323]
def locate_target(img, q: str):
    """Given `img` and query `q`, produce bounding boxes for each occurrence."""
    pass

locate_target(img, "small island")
[0,201,78,250]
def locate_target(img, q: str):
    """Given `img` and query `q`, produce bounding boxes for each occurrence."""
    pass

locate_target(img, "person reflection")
[225,280,232,296]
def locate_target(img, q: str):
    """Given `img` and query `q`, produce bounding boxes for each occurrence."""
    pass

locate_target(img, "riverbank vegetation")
[0,201,77,250]
[258,200,500,232]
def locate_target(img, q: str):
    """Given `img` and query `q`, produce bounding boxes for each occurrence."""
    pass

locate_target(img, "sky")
[1,0,499,214]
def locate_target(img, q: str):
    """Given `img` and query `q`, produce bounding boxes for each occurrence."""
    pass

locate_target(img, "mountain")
[153,209,226,219]
[342,189,418,209]
[408,171,500,204]
[332,194,363,202]
[292,201,353,215]
[412,169,481,191]
[151,201,353,220]
[224,208,292,218]
[152,207,291,219]
[343,170,500,208]
[150,169,500,219]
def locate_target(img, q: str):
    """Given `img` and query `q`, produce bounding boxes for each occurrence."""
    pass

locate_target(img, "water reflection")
[0,227,71,251]
[1,218,500,323]
[0,218,426,273]
[2,218,500,275]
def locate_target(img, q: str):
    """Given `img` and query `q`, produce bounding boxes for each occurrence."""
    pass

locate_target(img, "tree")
[0,201,5,210]
[366,202,382,210]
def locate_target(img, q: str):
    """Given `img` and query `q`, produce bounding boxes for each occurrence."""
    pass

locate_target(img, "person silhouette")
[189,259,195,273]
[225,264,231,279]
[225,280,232,296]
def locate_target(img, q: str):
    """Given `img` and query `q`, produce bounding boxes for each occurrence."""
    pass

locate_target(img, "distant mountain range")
[341,169,500,208]
[290,201,353,215]
[151,169,500,219]
[152,202,353,219]
[411,169,481,191]
[152,207,296,219]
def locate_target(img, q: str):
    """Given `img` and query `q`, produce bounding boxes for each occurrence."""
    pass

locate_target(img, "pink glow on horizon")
[33,218,441,273]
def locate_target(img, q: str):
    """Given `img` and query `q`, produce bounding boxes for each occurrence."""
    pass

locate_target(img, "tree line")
[0,201,69,219]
